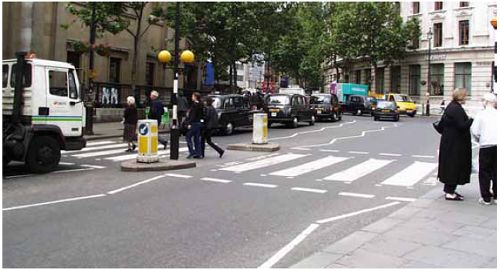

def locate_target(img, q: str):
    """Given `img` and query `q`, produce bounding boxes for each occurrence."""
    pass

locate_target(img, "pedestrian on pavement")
[438,88,474,201]
[123,96,138,152]
[471,93,497,205]
[185,92,204,159]
[148,90,168,149]
[201,97,225,158]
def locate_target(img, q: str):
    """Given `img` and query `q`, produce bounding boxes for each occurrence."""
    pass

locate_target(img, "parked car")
[207,94,253,135]
[309,94,342,122]
[373,100,399,121]
[341,95,373,116]
[385,93,417,117]
[265,94,315,128]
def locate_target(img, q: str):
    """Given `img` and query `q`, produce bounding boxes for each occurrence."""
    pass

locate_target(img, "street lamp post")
[157,2,195,160]
[426,27,433,116]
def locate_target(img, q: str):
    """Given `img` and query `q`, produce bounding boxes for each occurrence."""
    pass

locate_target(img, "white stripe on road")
[243,182,277,188]
[379,153,402,157]
[320,149,340,153]
[411,155,435,159]
[4,174,34,179]
[290,147,311,151]
[258,223,320,269]
[85,140,116,146]
[59,162,75,165]
[385,196,417,202]
[380,161,438,187]
[53,168,95,173]
[107,175,167,195]
[64,143,128,153]
[201,177,232,183]
[104,147,189,162]
[3,194,106,211]
[270,156,349,177]
[316,201,401,224]
[220,153,307,173]
[166,173,192,179]
[338,192,375,198]
[324,158,394,182]
[71,148,133,158]
[80,164,106,169]
[348,151,369,155]
[291,187,327,194]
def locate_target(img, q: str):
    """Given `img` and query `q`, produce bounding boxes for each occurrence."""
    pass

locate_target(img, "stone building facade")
[324,1,497,114]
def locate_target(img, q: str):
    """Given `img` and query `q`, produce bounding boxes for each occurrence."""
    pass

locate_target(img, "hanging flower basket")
[95,44,111,57]
[68,40,89,55]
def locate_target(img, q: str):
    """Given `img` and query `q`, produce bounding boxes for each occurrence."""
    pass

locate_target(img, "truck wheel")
[26,136,61,173]
[332,113,339,122]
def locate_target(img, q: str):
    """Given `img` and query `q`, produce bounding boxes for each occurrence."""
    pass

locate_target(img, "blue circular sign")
[139,123,149,136]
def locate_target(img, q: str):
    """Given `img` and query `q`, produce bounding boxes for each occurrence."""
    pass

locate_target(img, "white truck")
[3,52,86,173]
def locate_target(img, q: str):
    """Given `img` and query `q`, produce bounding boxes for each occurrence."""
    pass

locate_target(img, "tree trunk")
[372,62,377,93]
[233,62,238,89]
[229,64,233,88]
[334,55,339,82]
[131,7,143,105]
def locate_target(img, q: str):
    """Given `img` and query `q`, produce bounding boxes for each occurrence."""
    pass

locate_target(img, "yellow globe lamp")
[180,50,195,63]
[158,50,172,64]
[491,17,497,29]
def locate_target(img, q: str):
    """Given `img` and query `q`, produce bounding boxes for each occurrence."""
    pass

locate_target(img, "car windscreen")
[310,95,330,104]
[267,95,290,105]
[211,97,223,109]
[394,95,409,102]
[376,101,396,109]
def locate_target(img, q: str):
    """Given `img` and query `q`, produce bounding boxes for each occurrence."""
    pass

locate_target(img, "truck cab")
[3,52,86,173]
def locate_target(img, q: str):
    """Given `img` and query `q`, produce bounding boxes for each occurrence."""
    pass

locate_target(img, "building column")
[400,64,410,95]
[383,66,391,93]
[471,61,494,102]
[443,62,455,99]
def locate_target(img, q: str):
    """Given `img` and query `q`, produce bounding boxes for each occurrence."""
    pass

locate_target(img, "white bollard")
[252,113,268,144]
[137,119,159,163]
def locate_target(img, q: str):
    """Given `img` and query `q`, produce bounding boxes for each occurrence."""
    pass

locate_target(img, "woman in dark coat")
[438,88,473,200]
[123,96,138,152]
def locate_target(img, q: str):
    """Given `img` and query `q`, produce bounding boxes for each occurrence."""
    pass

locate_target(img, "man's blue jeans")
[186,122,202,157]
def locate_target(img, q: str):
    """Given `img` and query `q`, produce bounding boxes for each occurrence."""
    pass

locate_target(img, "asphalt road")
[3,114,443,267]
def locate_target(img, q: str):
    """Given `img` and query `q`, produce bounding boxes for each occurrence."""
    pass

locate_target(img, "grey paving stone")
[335,248,408,268]
[326,263,348,268]
[382,226,455,246]
[360,236,423,257]
[438,212,490,226]
[401,217,466,234]
[360,217,404,234]
[442,236,497,257]
[323,231,378,254]
[452,225,496,240]
[420,188,444,199]
[401,260,441,268]
[481,258,497,268]
[291,252,343,268]
[387,206,423,220]
[479,218,498,229]
[414,208,450,219]
[404,245,492,268]
[408,199,435,208]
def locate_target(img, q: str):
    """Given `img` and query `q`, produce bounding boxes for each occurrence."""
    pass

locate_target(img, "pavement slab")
[360,217,405,234]
[451,225,497,240]
[386,205,423,220]
[360,236,423,257]
[381,226,456,246]
[290,252,343,268]
[322,231,379,254]
[335,248,408,268]
[442,236,497,257]
[404,245,493,268]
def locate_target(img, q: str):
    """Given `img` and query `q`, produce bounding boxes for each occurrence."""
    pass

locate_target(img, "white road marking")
[107,175,167,195]
[246,153,280,161]
[53,168,95,173]
[380,161,438,187]
[201,177,232,183]
[64,143,128,153]
[268,120,356,142]
[80,164,106,169]
[261,174,267,177]
[379,153,402,157]
[324,158,394,182]
[412,155,435,158]
[291,187,327,194]
[4,174,34,179]
[243,182,277,188]
[270,156,349,177]
[59,162,75,165]
[3,194,106,211]
[338,192,375,198]
[104,147,189,162]
[86,140,116,146]
[290,147,311,151]
[220,153,308,173]
[348,151,369,155]
[72,148,134,158]
[316,201,401,224]
[422,177,438,186]
[165,173,192,179]
[258,223,320,269]
[320,149,340,153]
[385,196,416,202]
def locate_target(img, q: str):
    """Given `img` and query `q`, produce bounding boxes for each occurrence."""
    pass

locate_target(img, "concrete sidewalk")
[84,122,170,141]
[292,175,497,268]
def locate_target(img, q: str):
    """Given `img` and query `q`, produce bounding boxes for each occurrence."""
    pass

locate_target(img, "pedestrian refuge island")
[227,112,280,152]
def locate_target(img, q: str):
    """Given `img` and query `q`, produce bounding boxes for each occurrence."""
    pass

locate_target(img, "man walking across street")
[471,93,497,205]
[148,90,168,150]
[201,97,224,158]
[185,92,204,159]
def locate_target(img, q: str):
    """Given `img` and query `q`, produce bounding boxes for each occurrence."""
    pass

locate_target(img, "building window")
[109,57,121,83]
[412,2,420,14]
[49,70,68,97]
[67,51,81,79]
[237,75,244,82]
[411,33,420,49]
[409,65,421,96]
[390,66,401,93]
[376,67,384,93]
[433,23,443,47]
[435,2,443,10]
[355,70,361,84]
[459,20,469,45]
[459,2,469,7]
[454,62,471,94]
[430,64,444,96]
[145,62,155,86]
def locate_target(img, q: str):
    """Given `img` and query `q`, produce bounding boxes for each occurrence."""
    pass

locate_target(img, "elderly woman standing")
[438,88,473,201]
[123,96,138,152]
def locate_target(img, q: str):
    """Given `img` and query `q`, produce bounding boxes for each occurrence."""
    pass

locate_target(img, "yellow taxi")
[384,93,417,117]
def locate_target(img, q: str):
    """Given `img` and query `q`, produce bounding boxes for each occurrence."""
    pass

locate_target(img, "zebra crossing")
[217,152,438,187]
